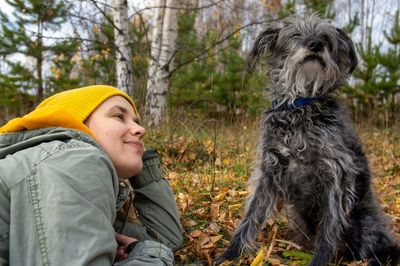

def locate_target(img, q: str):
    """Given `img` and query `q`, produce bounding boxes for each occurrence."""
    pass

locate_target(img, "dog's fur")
[216,16,400,266]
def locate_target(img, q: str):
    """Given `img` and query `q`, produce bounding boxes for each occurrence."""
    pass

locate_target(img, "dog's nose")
[308,40,324,52]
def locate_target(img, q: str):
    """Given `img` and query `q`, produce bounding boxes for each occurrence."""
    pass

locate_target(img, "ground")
[145,120,400,266]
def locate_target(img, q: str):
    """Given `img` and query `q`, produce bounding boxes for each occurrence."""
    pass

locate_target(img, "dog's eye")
[291,33,301,38]
[321,35,330,42]
[321,35,331,44]
[321,35,333,50]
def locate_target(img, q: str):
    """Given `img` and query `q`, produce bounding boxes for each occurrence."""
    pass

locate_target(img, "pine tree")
[0,0,75,102]
[302,0,335,18]
[170,7,266,120]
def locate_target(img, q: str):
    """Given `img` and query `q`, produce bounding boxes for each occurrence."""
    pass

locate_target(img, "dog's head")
[247,15,358,100]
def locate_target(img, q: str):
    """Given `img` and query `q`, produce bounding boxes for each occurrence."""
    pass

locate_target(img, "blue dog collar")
[273,97,318,109]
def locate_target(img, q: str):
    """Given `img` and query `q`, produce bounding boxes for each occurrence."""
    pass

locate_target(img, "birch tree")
[112,0,134,96]
[145,0,179,126]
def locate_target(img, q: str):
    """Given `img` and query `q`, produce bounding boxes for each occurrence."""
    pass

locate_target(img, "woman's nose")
[129,123,146,138]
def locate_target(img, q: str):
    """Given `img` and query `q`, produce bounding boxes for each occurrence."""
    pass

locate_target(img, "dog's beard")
[279,48,340,98]
[295,61,326,97]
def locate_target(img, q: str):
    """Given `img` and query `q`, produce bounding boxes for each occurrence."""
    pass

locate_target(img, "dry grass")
[145,118,400,265]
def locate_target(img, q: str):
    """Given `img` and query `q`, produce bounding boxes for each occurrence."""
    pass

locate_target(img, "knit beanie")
[0,85,138,139]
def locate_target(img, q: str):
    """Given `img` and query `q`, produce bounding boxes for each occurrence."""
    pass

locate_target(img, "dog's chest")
[261,108,343,179]
[263,112,323,157]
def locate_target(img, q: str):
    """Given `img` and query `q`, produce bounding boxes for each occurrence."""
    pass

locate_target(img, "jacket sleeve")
[115,148,183,251]
[114,240,174,266]
[30,145,119,265]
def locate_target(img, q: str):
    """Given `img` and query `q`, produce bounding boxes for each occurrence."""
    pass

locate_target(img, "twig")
[390,151,400,167]
[265,225,278,260]
[274,239,302,250]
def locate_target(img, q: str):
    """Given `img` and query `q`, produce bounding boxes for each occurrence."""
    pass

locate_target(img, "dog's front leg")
[309,183,348,266]
[215,166,281,264]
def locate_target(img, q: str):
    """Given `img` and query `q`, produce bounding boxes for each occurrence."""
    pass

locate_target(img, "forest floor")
[144,118,400,266]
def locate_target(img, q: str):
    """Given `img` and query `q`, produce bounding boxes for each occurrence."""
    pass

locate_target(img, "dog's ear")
[336,28,358,74]
[246,27,280,73]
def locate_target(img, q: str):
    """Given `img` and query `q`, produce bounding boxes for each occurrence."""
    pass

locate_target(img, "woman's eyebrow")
[109,105,128,114]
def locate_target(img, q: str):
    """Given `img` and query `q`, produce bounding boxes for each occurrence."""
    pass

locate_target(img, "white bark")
[112,0,134,96]
[145,0,179,126]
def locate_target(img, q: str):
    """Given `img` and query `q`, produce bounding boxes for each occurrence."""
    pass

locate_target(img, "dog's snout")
[308,39,324,52]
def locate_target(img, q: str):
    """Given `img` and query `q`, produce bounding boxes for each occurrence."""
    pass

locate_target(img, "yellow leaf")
[93,26,99,32]
[22,9,26,13]
[250,246,267,266]
[223,159,230,166]
[237,191,250,196]
[213,13,217,18]
[228,204,242,211]
[214,192,226,200]
[51,67,56,73]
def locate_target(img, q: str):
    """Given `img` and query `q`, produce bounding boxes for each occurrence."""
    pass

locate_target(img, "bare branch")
[169,18,275,76]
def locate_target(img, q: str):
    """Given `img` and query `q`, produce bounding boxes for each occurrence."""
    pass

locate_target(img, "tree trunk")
[145,0,179,126]
[37,20,44,100]
[113,0,134,97]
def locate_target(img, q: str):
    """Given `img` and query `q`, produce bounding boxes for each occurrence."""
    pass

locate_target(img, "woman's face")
[85,96,146,179]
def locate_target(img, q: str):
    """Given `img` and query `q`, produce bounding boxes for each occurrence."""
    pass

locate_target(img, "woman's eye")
[115,114,124,121]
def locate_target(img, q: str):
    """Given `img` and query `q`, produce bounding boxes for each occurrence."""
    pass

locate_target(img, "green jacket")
[0,127,182,265]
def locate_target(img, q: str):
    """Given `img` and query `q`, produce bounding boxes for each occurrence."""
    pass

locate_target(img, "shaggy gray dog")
[216,16,400,266]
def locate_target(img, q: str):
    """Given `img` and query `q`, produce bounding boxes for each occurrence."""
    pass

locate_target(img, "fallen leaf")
[250,246,267,266]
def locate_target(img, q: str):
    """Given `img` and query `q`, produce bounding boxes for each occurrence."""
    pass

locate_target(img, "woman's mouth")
[125,141,144,152]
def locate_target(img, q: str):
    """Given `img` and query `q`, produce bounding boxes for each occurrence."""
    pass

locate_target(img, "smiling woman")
[84,96,146,179]
[0,85,182,265]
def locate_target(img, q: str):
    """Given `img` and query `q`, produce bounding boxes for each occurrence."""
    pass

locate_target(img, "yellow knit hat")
[0,85,138,139]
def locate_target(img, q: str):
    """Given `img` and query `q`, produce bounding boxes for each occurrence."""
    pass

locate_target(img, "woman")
[0,85,182,265]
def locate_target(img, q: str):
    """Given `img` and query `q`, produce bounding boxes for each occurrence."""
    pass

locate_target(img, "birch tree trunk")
[145,0,179,126]
[112,0,134,97]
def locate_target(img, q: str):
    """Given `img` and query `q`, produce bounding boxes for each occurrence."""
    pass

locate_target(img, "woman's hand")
[115,233,138,261]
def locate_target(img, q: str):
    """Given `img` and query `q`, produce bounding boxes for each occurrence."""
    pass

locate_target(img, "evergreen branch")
[169,19,275,77]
